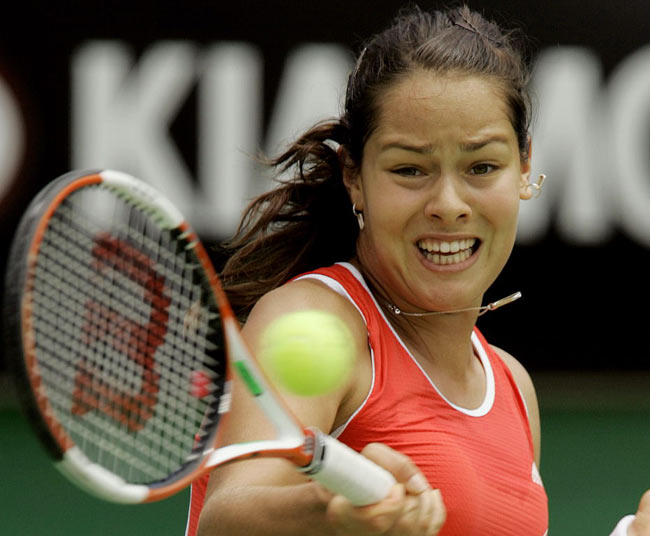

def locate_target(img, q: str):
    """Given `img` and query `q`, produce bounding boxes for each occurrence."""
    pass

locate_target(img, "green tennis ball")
[258,310,355,396]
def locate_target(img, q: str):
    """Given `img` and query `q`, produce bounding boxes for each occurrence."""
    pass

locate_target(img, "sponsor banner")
[0,1,648,370]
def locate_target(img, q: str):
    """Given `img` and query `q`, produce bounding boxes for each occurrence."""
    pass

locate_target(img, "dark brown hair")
[220,4,533,319]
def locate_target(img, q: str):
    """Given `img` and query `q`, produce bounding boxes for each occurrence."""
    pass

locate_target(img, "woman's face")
[346,70,532,313]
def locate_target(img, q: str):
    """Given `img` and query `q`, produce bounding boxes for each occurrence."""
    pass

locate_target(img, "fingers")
[361,443,431,493]
[327,483,407,534]
[631,490,650,536]
[637,490,650,516]
[391,489,446,536]
[327,487,446,535]
[326,443,446,535]
[426,490,447,534]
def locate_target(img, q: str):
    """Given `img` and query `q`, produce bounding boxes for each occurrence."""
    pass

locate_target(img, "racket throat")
[299,428,327,475]
[299,428,396,506]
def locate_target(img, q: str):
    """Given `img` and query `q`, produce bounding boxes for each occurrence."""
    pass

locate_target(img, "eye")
[469,163,497,175]
[392,166,424,177]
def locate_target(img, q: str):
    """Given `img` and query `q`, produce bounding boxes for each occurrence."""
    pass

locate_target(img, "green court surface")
[0,409,190,535]
[1,373,649,535]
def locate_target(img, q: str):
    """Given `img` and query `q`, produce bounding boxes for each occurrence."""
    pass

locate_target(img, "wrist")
[309,479,336,506]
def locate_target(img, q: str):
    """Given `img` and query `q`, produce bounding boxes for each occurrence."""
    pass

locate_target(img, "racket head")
[4,170,230,502]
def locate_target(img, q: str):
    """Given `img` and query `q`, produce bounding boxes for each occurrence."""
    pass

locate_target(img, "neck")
[350,257,479,374]
[396,309,478,373]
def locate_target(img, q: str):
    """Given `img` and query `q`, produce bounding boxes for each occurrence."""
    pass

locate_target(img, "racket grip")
[301,428,396,506]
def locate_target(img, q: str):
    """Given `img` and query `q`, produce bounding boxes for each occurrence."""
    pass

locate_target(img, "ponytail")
[220,120,358,319]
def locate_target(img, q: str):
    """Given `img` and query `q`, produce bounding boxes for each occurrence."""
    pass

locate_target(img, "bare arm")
[196,280,445,535]
[491,346,541,467]
[197,280,363,535]
[198,460,334,536]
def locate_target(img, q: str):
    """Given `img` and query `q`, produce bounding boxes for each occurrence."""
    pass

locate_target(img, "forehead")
[371,71,514,142]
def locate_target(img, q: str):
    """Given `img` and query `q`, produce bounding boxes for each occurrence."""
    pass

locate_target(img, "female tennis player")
[186,5,650,535]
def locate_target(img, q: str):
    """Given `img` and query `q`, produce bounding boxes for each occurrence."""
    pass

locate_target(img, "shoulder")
[246,276,365,336]
[490,345,536,404]
[241,277,372,432]
[243,276,370,384]
[490,345,542,466]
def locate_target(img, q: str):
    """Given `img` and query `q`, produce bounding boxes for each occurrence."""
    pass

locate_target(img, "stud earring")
[352,203,365,230]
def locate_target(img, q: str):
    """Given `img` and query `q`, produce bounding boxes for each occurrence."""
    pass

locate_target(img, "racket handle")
[301,428,396,506]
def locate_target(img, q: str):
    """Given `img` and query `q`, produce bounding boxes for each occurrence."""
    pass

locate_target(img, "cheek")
[363,176,412,231]
[496,194,521,226]
[478,192,520,286]
[485,174,522,222]
[363,205,406,255]
[358,188,416,269]
[480,185,521,248]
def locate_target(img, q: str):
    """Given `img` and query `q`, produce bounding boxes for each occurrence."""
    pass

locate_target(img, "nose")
[424,173,472,223]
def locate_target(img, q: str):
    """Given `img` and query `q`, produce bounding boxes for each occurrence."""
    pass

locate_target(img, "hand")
[326,443,446,535]
[629,491,650,536]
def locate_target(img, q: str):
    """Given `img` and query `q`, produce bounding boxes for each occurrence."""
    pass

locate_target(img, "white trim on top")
[293,272,376,438]
[335,262,496,418]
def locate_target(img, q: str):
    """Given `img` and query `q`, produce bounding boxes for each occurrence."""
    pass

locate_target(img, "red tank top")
[300,263,548,536]
[184,262,548,536]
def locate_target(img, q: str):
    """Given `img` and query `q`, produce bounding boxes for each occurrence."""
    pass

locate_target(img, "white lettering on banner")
[71,41,349,238]
[520,45,650,246]
[0,74,25,201]
[264,44,351,178]
[519,47,611,245]
[258,44,351,195]
[72,41,196,218]
[609,45,650,247]
[197,43,262,232]
[71,41,650,245]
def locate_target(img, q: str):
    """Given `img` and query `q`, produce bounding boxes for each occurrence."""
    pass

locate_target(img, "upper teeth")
[417,238,476,253]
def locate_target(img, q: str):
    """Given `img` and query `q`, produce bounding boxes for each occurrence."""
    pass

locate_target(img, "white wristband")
[610,515,635,536]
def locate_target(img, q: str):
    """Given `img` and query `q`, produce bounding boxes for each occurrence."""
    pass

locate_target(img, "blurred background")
[0,0,648,534]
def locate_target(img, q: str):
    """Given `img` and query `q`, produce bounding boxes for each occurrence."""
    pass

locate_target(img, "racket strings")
[28,186,224,484]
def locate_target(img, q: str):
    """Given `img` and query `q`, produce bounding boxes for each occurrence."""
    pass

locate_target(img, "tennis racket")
[3,169,396,505]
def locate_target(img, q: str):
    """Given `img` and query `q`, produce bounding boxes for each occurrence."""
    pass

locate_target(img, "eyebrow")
[379,142,434,154]
[460,136,510,152]
[380,135,510,154]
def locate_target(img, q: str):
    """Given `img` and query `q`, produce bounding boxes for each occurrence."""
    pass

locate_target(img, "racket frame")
[5,169,395,506]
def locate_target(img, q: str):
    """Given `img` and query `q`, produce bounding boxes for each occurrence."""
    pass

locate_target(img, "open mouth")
[417,238,480,266]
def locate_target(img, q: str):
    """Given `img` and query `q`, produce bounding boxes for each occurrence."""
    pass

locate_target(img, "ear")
[338,146,364,209]
[519,137,533,200]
